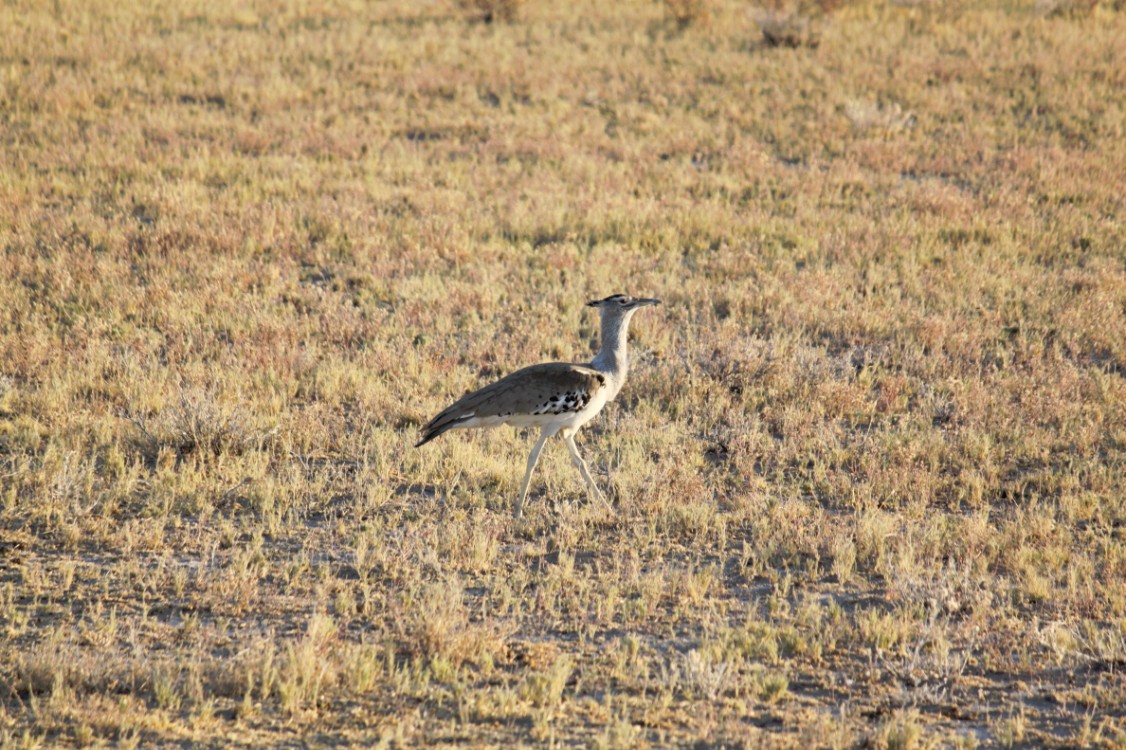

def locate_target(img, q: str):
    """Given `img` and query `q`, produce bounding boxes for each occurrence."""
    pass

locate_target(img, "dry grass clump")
[458,0,525,23]
[1,0,1125,746]
[759,0,853,11]
[844,99,917,137]
[753,8,824,48]
[1035,0,1108,16]
[129,384,276,462]
[665,0,714,28]
[752,0,860,48]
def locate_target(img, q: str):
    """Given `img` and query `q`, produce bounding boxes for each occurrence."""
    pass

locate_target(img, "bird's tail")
[414,410,474,447]
[414,425,447,447]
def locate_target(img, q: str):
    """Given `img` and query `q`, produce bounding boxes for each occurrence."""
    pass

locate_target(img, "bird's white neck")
[590,309,635,400]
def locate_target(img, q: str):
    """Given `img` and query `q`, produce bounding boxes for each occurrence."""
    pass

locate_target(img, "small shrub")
[129,385,275,462]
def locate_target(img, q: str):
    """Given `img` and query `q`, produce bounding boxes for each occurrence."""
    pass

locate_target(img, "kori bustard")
[416,294,660,517]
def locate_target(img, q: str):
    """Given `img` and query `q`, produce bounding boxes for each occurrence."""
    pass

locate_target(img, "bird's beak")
[632,298,661,308]
[586,299,601,307]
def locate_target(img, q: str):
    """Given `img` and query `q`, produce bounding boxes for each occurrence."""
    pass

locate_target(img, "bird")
[416,293,660,517]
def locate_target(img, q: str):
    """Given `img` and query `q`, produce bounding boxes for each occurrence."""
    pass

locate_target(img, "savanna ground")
[1,0,1124,746]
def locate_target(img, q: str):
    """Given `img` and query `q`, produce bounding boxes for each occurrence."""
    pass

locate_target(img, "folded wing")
[416,363,607,446]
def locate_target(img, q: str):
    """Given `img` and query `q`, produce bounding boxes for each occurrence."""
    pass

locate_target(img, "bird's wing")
[416,363,607,446]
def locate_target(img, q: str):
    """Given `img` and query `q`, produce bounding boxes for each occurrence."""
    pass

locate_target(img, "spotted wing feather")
[416,363,606,446]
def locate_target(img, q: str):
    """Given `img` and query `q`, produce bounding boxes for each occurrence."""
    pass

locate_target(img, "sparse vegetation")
[1,0,1124,746]
[666,0,714,28]
[459,0,526,24]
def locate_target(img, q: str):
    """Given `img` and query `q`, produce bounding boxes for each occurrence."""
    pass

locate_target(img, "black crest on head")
[587,294,631,307]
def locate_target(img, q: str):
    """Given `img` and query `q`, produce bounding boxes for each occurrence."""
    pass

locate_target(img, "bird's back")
[416,363,607,446]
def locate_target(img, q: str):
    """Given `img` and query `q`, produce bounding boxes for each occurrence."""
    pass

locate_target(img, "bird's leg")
[564,432,613,513]
[515,428,551,518]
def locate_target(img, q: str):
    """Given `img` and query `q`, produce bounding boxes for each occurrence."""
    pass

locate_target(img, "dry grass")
[459,0,526,24]
[666,0,714,28]
[1,0,1125,746]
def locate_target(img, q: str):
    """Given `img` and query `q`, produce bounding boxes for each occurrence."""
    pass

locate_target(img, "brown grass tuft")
[665,0,714,28]
[459,0,525,23]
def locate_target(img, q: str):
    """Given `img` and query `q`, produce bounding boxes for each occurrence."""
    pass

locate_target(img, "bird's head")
[586,294,661,314]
